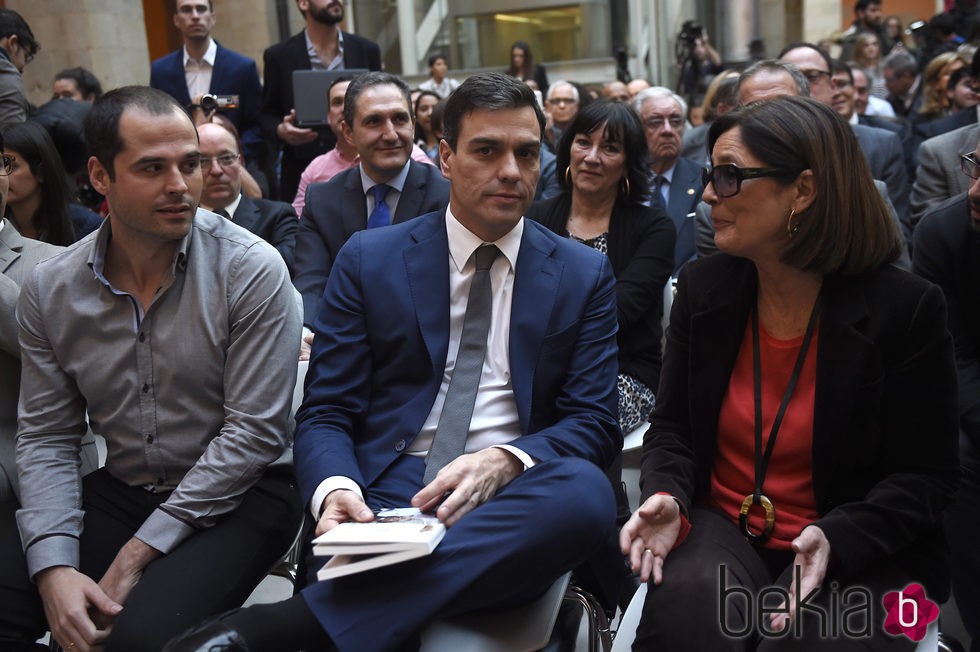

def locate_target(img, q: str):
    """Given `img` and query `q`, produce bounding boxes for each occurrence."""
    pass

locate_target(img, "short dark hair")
[708,96,902,275]
[427,54,446,68]
[85,86,191,180]
[830,59,854,83]
[1,121,76,246]
[0,9,38,60]
[554,100,650,203]
[173,0,213,12]
[778,42,833,73]
[54,67,103,101]
[342,71,413,129]
[854,0,880,12]
[442,72,545,151]
[948,66,972,91]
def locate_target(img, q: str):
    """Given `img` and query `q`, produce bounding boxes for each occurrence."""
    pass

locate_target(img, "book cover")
[314,507,446,580]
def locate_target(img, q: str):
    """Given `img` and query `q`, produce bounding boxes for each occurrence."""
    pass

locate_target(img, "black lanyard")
[738,294,821,542]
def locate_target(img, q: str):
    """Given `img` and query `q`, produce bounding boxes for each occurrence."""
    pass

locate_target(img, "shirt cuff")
[25,534,79,580]
[310,476,364,519]
[655,491,691,549]
[492,444,537,470]
[134,507,196,555]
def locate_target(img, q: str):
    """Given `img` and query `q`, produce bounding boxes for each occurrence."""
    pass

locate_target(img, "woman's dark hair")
[707,96,902,275]
[54,66,103,101]
[414,90,441,143]
[2,121,75,246]
[555,100,651,203]
[508,41,534,78]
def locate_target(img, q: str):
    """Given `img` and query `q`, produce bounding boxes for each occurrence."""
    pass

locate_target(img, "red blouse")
[709,318,820,549]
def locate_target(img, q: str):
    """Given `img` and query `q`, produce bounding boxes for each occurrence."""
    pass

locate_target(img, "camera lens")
[201,94,218,113]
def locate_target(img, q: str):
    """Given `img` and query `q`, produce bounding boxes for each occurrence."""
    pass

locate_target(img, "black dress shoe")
[162,610,251,652]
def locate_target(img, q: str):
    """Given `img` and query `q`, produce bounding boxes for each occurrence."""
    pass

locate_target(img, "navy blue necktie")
[652,176,667,210]
[423,245,500,483]
[367,184,391,229]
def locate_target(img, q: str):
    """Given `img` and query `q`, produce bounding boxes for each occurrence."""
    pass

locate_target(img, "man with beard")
[838,0,888,61]
[913,137,980,652]
[633,86,704,274]
[0,86,302,652]
[261,0,381,202]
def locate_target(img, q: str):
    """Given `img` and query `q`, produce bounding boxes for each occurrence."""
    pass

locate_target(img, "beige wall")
[13,0,151,106]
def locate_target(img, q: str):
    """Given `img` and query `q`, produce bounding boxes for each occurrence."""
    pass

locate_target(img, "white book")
[314,507,446,580]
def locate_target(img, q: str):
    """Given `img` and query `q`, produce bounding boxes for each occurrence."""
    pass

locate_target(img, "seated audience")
[911,121,979,226]
[527,100,675,432]
[0,86,302,652]
[164,71,622,652]
[621,95,957,649]
[913,141,980,651]
[1,121,101,244]
[197,120,298,273]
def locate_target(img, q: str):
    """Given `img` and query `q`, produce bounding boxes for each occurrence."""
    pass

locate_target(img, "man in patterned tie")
[292,71,450,327]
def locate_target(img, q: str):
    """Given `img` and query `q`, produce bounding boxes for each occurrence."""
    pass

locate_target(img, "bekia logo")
[882,584,939,642]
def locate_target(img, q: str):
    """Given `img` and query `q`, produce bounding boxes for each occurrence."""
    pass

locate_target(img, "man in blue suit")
[165,72,622,652]
[633,87,705,275]
[150,0,263,165]
[293,72,449,326]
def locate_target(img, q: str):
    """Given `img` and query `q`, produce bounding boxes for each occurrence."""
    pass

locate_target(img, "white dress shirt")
[183,38,217,100]
[310,209,531,516]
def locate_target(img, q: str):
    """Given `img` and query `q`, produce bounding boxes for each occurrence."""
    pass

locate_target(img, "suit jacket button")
[394,439,406,452]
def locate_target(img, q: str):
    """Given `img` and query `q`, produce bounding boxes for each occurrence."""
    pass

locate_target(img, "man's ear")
[438,140,453,180]
[88,155,110,196]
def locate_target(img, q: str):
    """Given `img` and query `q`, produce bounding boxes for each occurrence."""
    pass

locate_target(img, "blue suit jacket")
[293,160,450,325]
[150,42,263,162]
[293,212,622,505]
[666,156,705,274]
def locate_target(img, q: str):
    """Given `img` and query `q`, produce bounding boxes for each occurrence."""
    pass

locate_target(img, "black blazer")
[230,194,298,275]
[526,193,676,392]
[641,253,958,597]
[260,30,382,200]
[293,160,450,325]
[913,193,980,446]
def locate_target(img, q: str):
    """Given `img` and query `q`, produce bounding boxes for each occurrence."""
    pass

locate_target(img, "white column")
[398,0,420,76]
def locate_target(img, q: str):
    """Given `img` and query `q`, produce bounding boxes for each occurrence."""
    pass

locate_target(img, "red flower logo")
[882,583,939,642]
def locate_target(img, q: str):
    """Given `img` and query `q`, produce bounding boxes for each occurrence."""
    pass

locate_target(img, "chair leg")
[563,584,613,652]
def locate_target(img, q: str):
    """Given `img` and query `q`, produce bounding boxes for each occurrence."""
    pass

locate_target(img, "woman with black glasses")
[620,96,958,650]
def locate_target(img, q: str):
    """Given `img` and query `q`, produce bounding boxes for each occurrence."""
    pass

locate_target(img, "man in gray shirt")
[0,86,302,652]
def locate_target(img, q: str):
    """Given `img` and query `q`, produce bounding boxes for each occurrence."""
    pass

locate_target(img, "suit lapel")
[810,276,872,504]
[342,170,369,235]
[404,213,451,375]
[209,44,227,94]
[509,223,560,430]
[393,162,427,223]
[231,194,259,233]
[169,52,192,105]
[668,159,700,220]
[0,222,24,274]
[689,262,754,454]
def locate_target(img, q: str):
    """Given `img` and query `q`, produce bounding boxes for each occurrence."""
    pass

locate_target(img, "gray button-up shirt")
[15,209,301,577]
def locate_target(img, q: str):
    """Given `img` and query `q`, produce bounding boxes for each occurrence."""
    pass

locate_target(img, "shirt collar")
[88,213,193,282]
[445,206,523,274]
[183,38,217,66]
[848,111,859,125]
[304,29,345,70]
[360,160,411,196]
[202,192,243,219]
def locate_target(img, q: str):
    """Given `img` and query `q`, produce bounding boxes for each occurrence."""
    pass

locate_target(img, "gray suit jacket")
[911,123,980,229]
[0,220,60,502]
[0,54,27,126]
[853,123,911,245]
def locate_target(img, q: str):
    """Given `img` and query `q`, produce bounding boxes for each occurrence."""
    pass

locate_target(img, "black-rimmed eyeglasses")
[701,164,801,199]
[0,154,14,176]
[961,153,980,180]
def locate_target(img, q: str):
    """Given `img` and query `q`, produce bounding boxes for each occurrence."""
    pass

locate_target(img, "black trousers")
[0,466,301,652]
[633,507,919,651]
